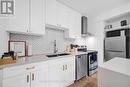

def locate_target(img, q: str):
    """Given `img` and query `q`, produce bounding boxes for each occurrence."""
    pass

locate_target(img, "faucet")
[53,40,58,53]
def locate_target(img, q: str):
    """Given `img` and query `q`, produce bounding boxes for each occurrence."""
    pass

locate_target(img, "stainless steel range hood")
[81,16,93,36]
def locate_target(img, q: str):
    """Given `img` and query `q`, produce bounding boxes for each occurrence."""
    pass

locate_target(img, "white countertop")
[0,53,73,69]
[0,51,97,69]
[100,57,130,76]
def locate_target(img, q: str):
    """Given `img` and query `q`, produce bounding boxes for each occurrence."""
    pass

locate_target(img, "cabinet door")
[74,12,81,37]
[3,74,28,87]
[7,0,29,32]
[31,64,49,87]
[31,70,48,87]
[48,61,64,87]
[30,0,45,35]
[45,0,58,26]
[57,2,69,29]
[68,9,76,38]
[68,9,81,38]
[63,57,75,86]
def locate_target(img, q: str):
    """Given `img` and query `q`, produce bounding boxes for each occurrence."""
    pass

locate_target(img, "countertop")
[100,57,130,76]
[0,50,97,69]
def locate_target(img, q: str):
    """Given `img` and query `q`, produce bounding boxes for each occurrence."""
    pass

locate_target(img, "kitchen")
[0,0,130,87]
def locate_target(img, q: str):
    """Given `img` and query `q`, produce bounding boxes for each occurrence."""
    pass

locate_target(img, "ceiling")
[58,0,130,17]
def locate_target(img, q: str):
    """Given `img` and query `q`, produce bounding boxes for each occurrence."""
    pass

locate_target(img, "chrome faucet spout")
[53,40,58,53]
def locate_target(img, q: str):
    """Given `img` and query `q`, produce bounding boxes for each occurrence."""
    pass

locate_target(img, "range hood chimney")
[81,16,93,36]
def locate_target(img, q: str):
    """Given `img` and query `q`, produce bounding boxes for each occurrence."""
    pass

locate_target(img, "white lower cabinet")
[31,69,48,87]
[3,74,27,87]
[63,59,75,86]
[1,57,75,87]
[31,62,49,87]
[2,62,48,87]
[48,62,64,87]
[48,57,75,87]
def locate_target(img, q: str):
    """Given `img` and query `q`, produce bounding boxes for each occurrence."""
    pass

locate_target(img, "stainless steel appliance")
[77,45,87,52]
[104,29,130,61]
[81,16,92,36]
[75,54,87,80]
[87,52,98,76]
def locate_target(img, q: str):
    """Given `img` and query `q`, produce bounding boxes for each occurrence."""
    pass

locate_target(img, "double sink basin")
[46,53,70,58]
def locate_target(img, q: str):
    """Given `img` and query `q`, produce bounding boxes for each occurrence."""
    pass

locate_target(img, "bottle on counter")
[26,44,33,56]
[64,45,71,52]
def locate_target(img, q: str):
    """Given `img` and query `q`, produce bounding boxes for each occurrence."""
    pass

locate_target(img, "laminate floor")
[68,73,97,87]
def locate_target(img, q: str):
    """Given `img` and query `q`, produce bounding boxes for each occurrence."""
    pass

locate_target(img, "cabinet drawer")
[34,61,49,71]
[48,56,75,65]
[3,65,26,79]
[25,62,48,72]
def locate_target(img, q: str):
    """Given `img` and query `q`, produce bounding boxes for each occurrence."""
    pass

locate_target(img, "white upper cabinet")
[7,0,45,35]
[30,0,45,35]
[46,0,81,38]
[45,0,58,26]
[57,2,69,29]
[73,11,81,37]
[46,0,69,29]
[67,9,76,38]
[7,0,29,32]
[67,9,81,38]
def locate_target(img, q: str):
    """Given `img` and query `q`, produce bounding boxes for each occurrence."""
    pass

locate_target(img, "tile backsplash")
[10,28,74,55]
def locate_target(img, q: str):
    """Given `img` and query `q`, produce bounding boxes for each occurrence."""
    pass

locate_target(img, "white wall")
[0,29,9,52]
[10,28,74,55]
[73,37,86,46]
[87,2,130,66]
[87,18,105,65]
[0,70,2,87]
[0,17,9,56]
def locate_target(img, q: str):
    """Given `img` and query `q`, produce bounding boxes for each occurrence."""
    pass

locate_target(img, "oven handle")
[89,66,98,71]
[77,56,81,58]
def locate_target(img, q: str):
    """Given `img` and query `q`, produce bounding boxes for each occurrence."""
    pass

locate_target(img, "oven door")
[88,52,98,76]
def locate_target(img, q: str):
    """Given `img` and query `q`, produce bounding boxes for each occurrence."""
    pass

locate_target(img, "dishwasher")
[75,54,88,80]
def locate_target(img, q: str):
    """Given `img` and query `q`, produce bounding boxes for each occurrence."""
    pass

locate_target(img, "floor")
[68,73,97,87]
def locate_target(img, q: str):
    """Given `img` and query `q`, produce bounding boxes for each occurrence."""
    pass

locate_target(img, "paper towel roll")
[28,45,32,56]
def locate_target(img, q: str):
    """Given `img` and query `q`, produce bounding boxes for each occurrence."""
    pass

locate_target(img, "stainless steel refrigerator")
[104,29,130,61]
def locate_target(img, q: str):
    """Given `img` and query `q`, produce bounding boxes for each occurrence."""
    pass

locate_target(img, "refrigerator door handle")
[106,50,125,52]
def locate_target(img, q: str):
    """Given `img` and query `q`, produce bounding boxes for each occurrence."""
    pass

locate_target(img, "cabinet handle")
[26,66,35,70]
[63,65,64,71]
[65,65,67,70]
[27,30,29,32]
[32,73,35,81]
[27,75,29,83]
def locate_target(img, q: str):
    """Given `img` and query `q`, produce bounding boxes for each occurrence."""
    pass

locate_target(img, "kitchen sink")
[58,53,70,56]
[46,54,58,57]
[46,53,70,58]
